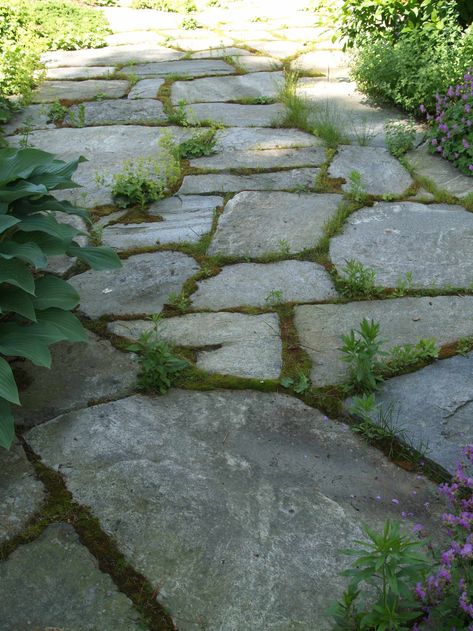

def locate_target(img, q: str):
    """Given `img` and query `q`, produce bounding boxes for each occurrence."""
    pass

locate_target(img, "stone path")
[2,0,473,629]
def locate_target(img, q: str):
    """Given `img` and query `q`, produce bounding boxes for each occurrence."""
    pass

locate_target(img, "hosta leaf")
[18,214,80,240]
[0,357,20,405]
[36,308,87,343]
[16,196,88,220]
[0,147,55,185]
[29,155,86,190]
[0,179,48,203]
[0,259,35,294]
[0,215,20,234]
[33,275,80,310]
[14,231,70,257]
[0,398,14,449]
[0,241,47,268]
[0,287,36,320]
[67,244,122,270]
[0,325,52,367]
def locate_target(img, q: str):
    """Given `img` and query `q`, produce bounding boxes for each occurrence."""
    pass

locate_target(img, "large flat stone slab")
[366,353,473,474]
[406,142,473,199]
[42,43,185,68]
[103,7,182,32]
[32,80,129,104]
[25,390,440,630]
[14,332,138,428]
[70,251,199,318]
[67,99,167,126]
[171,71,284,104]
[190,146,325,170]
[0,443,44,544]
[192,260,337,309]
[291,50,349,78]
[45,66,115,80]
[329,201,473,288]
[129,59,234,77]
[185,102,284,127]
[190,47,252,59]
[2,105,55,135]
[109,312,282,379]
[214,126,320,151]
[127,78,165,99]
[235,55,282,71]
[0,524,143,630]
[245,40,304,58]
[103,195,222,249]
[208,191,341,257]
[328,145,413,196]
[178,168,320,194]
[171,36,235,52]
[295,296,473,387]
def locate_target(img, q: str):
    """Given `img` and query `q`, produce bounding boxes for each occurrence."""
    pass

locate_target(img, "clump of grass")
[178,127,218,159]
[181,16,201,29]
[346,169,369,203]
[47,100,68,123]
[276,71,313,133]
[336,259,382,299]
[312,101,348,148]
[384,119,416,157]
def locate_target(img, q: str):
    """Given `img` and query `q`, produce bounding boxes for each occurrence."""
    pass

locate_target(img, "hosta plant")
[0,147,120,448]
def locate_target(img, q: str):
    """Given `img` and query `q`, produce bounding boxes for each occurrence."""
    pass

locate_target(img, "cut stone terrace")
[2,1,473,630]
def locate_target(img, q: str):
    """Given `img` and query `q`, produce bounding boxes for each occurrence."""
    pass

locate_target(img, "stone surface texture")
[67,99,167,126]
[33,80,129,103]
[171,71,284,103]
[185,102,285,127]
[190,146,325,170]
[179,168,320,194]
[127,78,165,99]
[25,391,441,631]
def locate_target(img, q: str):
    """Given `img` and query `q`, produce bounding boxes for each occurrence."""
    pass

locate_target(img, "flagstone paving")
[2,1,473,629]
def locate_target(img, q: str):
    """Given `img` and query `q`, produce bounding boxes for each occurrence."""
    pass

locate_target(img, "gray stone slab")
[14,332,138,428]
[0,443,44,544]
[235,55,282,71]
[190,146,326,170]
[328,145,413,196]
[365,353,473,474]
[406,142,473,199]
[129,58,234,77]
[1,104,54,135]
[178,168,320,194]
[295,296,473,387]
[105,30,165,46]
[172,36,235,51]
[214,126,321,151]
[45,66,115,80]
[67,99,167,126]
[42,44,185,68]
[25,390,441,631]
[247,40,306,58]
[208,191,342,257]
[33,80,129,104]
[185,102,284,127]
[171,71,284,104]
[127,78,165,99]
[69,251,199,318]
[329,201,473,288]
[291,50,349,78]
[190,47,252,58]
[0,524,142,631]
[103,7,182,32]
[109,312,282,379]
[192,260,337,309]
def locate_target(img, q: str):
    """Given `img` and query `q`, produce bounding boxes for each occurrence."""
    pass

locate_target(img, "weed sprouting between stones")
[336,260,382,299]
[340,318,387,393]
[178,126,218,159]
[385,118,417,158]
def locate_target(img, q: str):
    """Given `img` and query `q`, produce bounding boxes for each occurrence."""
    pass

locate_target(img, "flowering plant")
[423,71,473,175]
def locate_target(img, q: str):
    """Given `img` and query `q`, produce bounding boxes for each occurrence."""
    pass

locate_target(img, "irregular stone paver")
[67,99,167,126]
[208,191,342,257]
[42,43,184,67]
[235,55,282,71]
[103,7,182,32]
[129,59,234,77]
[190,47,252,58]
[0,524,143,630]
[329,201,473,288]
[171,71,284,104]
[365,353,473,474]
[127,78,165,99]
[190,146,326,170]
[14,332,138,428]
[406,142,473,199]
[69,251,199,318]
[191,260,337,309]
[32,80,129,103]
[328,145,413,196]
[244,40,305,58]
[25,390,440,631]
[178,168,319,194]
[109,312,282,379]
[295,296,473,387]
[105,30,165,46]
[103,195,222,249]
[2,105,54,135]
[291,50,349,78]
[215,126,319,151]
[45,66,115,80]
[172,36,235,51]
[0,443,44,544]
[185,102,284,127]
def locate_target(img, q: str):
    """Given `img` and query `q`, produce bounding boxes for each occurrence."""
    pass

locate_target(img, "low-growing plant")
[47,101,68,124]
[385,119,417,157]
[457,335,473,355]
[386,338,439,373]
[264,289,284,306]
[167,99,190,126]
[178,127,218,159]
[67,104,86,128]
[347,170,369,203]
[111,135,181,209]
[132,0,196,11]
[336,260,381,299]
[278,239,291,256]
[340,318,387,392]
[0,147,121,448]
[180,16,200,29]
[167,291,190,312]
[424,71,473,175]
[393,271,414,297]
[280,371,311,394]
[127,315,189,394]
[312,102,348,148]
[277,71,312,133]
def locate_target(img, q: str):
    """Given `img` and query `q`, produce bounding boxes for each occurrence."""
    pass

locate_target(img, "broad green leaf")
[0,357,20,404]
[14,231,70,257]
[16,196,88,220]
[0,287,36,320]
[36,308,87,343]
[0,259,35,294]
[33,275,80,310]
[0,398,14,449]
[18,214,81,240]
[0,241,47,268]
[0,325,52,367]
[0,147,56,185]
[0,215,20,235]
[0,179,48,204]
[29,155,86,190]
[67,244,122,270]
